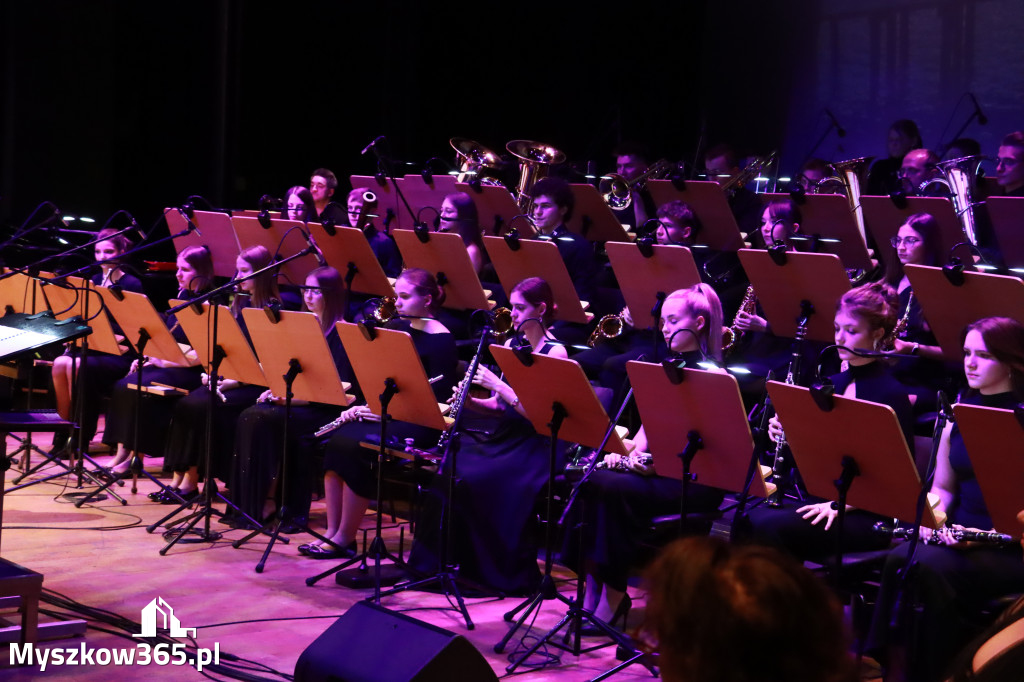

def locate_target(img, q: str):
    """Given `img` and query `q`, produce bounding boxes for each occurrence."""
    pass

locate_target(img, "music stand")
[952,403,1024,536]
[486,347,631,671]
[646,179,746,251]
[766,381,942,580]
[306,323,453,602]
[861,195,972,264]
[737,250,851,343]
[147,300,271,553]
[232,216,321,287]
[761,192,874,270]
[482,236,592,324]
[983,197,1024,270]
[566,185,631,242]
[605,242,701,330]
[75,287,193,506]
[397,173,457,218]
[166,208,240,278]
[0,272,47,315]
[391,229,493,311]
[352,175,403,232]
[454,182,528,237]
[905,264,1024,361]
[230,309,355,572]
[305,224,395,299]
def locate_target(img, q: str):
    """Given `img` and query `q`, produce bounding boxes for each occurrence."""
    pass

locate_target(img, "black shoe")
[149,488,178,501]
[278,516,308,535]
[305,541,357,560]
[159,488,198,505]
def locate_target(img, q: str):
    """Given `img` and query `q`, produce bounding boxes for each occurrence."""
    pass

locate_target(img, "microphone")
[361,135,386,155]
[969,92,988,125]
[303,230,327,267]
[825,108,846,138]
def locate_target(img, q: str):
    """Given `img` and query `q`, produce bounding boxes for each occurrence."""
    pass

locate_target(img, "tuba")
[919,155,984,246]
[601,159,675,210]
[450,137,505,186]
[506,140,566,214]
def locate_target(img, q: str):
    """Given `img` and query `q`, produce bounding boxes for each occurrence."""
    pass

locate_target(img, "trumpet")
[507,140,566,214]
[587,311,626,347]
[601,159,675,210]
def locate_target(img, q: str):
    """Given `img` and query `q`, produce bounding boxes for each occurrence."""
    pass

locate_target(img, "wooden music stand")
[983,197,1024,270]
[0,272,47,314]
[232,309,356,572]
[761,193,874,270]
[566,184,631,242]
[307,323,454,609]
[952,402,1024,536]
[454,182,528,237]
[305,224,395,299]
[627,360,771,497]
[232,216,321,287]
[646,179,746,251]
[861,195,971,264]
[767,381,942,576]
[397,173,457,219]
[391,229,493,311]
[482,236,592,324]
[606,242,702,329]
[42,278,126,356]
[351,175,403,232]
[489,345,633,671]
[905,264,1024,361]
[166,208,240,278]
[737,250,851,343]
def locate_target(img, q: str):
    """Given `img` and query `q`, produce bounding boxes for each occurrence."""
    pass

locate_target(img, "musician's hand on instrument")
[472,365,503,392]
[620,306,634,329]
[602,453,625,469]
[798,502,839,530]
[932,526,958,546]
[734,311,768,333]
[258,389,281,404]
[630,453,656,476]
[891,338,914,355]
[767,416,785,444]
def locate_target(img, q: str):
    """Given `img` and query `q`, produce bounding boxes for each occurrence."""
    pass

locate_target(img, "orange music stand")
[453,182,530,237]
[953,402,1024,536]
[306,224,395,299]
[606,242,701,329]
[42,278,126,356]
[352,175,403,232]
[397,174,457,220]
[761,192,874,270]
[646,179,746,251]
[861,195,971,264]
[391,229,492,311]
[984,197,1024,270]
[1,272,48,314]
[166,208,240,278]
[566,184,631,242]
[231,216,321,288]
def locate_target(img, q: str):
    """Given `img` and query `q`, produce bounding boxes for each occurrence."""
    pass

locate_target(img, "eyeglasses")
[890,236,922,248]
[996,157,1022,168]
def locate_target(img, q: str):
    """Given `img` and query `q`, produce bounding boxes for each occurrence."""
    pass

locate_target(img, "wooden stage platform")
[0,433,656,681]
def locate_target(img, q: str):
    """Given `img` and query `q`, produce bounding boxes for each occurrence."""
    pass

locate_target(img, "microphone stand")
[367,141,418,231]
[147,245,323,553]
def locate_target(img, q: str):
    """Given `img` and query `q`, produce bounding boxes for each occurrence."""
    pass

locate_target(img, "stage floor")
[0,433,655,681]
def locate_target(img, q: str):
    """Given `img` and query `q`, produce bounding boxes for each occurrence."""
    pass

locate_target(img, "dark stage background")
[2,0,1021,237]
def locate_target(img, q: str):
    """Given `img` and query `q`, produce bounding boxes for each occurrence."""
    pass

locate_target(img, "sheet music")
[0,324,58,356]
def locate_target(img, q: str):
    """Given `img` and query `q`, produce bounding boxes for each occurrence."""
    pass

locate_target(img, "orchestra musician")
[159,246,287,504]
[49,228,143,457]
[563,284,727,629]
[102,245,214,476]
[309,168,346,223]
[408,277,568,595]
[437,191,489,278]
[298,268,458,559]
[735,283,914,559]
[703,143,761,236]
[609,141,653,228]
[225,266,358,531]
[995,131,1024,197]
[867,119,924,196]
[865,317,1024,682]
[284,185,317,222]
[528,177,601,308]
[898,148,942,196]
[344,187,401,278]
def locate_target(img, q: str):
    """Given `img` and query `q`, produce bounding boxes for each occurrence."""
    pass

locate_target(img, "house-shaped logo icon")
[134,597,196,637]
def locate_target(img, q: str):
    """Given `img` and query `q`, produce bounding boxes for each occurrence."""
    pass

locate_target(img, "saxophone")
[723,285,757,354]
[882,292,914,352]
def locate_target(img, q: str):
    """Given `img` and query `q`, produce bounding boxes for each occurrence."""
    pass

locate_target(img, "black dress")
[101,288,205,457]
[68,271,143,444]
[866,392,1024,681]
[408,342,565,596]
[321,325,458,498]
[228,326,359,523]
[735,361,915,560]
[560,350,726,592]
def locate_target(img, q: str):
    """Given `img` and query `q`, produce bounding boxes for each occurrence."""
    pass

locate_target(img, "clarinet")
[766,309,811,506]
[873,521,1015,547]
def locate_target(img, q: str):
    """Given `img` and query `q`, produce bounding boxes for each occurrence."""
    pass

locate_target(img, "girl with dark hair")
[299,268,458,558]
[50,228,144,455]
[103,245,215,475]
[737,282,914,558]
[407,277,570,594]
[438,192,488,276]
[283,186,316,223]
[866,317,1024,682]
[158,246,287,502]
[226,266,359,529]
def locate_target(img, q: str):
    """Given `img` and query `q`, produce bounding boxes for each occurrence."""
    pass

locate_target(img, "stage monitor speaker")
[294,601,498,682]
